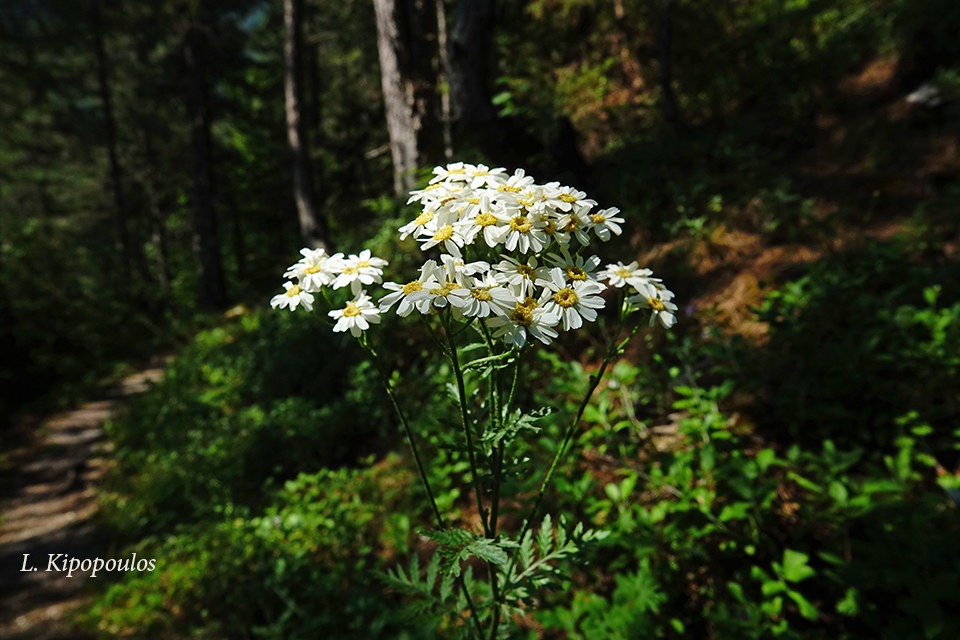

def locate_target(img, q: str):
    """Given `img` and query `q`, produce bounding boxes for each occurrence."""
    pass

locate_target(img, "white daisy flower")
[378,272,438,316]
[554,210,592,246]
[503,210,549,253]
[486,297,559,347]
[331,250,388,294]
[399,210,436,240]
[536,267,606,331]
[465,163,507,189]
[329,292,381,336]
[270,281,314,311]
[599,261,654,288]
[492,255,548,298]
[628,279,678,328]
[588,207,625,241]
[430,162,469,184]
[543,184,596,214]
[418,213,468,255]
[283,247,342,292]
[460,196,509,248]
[447,273,516,318]
[547,249,602,284]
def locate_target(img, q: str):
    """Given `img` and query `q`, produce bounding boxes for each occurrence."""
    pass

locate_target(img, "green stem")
[441,313,490,536]
[518,295,633,543]
[360,336,444,527]
[360,333,485,640]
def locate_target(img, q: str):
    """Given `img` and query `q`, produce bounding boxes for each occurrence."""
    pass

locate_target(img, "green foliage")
[86,458,418,639]
[535,367,960,639]
[101,308,391,535]
[751,240,960,455]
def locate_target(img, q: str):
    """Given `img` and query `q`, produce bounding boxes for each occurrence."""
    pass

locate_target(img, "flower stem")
[441,314,490,536]
[360,336,444,527]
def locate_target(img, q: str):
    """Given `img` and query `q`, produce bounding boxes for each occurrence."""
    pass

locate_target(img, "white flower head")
[627,279,678,329]
[270,281,314,311]
[547,249,602,284]
[486,297,559,348]
[448,273,516,318]
[379,271,438,317]
[536,267,606,331]
[503,209,550,254]
[331,250,388,294]
[588,207,625,241]
[284,248,342,292]
[600,261,653,288]
[492,255,549,298]
[329,292,381,337]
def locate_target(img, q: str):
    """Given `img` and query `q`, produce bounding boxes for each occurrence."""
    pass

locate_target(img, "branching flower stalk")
[271,162,678,638]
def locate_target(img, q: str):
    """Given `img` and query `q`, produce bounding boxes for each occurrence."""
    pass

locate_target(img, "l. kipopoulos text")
[20,552,157,578]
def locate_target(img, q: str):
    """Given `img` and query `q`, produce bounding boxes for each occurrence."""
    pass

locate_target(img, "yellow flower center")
[473,169,488,176]
[553,288,579,308]
[342,302,361,317]
[425,183,443,191]
[414,211,434,226]
[616,268,633,279]
[471,288,493,301]
[543,220,557,235]
[566,266,587,281]
[402,280,423,295]
[356,260,371,269]
[590,213,607,224]
[519,296,538,309]
[510,304,534,327]
[286,285,301,297]
[449,168,465,175]
[430,282,458,297]
[562,217,579,232]
[510,216,533,233]
[516,264,535,278]
[648,297,665,311]
[433,225,455,241]
[341,266,359,275]
[499,185,521,193]
[476,212,498,227]
[304,265,322,275]
[468,197,480,205]
[559,193,578,203]
[519,198,535,208]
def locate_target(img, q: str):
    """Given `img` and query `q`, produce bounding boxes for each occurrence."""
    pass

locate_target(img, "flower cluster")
[271,162,676,344]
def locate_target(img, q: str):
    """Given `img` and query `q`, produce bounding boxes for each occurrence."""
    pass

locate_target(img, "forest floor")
[0,365,165,639]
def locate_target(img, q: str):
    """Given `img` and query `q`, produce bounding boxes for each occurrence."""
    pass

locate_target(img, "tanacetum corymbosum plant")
[271,162,677,638]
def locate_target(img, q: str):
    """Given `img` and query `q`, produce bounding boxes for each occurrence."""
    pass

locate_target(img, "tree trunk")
[184,24,227,309]
[372,0,444,194]
[658,0,680,124]
[449,0,495,127]
[284,0,328,248]
[92,0,139,275]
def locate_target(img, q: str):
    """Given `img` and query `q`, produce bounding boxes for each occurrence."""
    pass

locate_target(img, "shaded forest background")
[2,0,960,638]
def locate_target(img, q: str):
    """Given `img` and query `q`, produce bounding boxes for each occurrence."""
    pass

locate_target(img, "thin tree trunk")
[92,0,138,274]
[284,0,328,248]
[435,0,452,160]
[658,0,680,124]
[449,0,495,126]
[373,0,444,194]
[184,24,227,309]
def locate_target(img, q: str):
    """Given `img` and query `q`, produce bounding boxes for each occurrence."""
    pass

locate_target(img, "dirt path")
[0,365,165,639]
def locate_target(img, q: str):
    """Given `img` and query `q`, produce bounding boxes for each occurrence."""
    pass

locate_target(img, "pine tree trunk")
[284,0,328,248]
[449,0,495,127]
[184,24,227,309]
[373,0,444,194]
[92,0,139,275]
